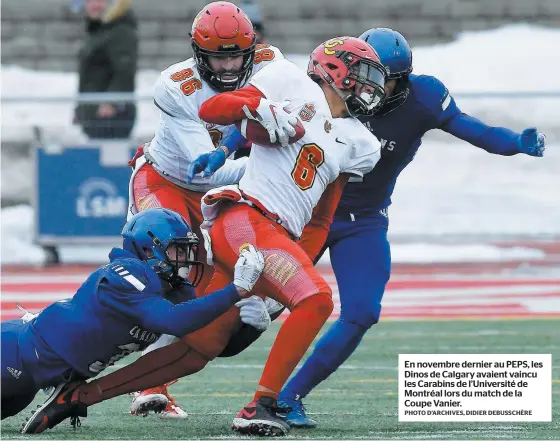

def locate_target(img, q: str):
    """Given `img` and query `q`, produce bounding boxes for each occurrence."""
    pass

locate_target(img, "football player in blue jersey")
[3,208,266,433]
[276,28,546,427]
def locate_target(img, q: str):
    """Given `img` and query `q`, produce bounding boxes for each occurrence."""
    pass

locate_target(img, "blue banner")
[35,144,137,244]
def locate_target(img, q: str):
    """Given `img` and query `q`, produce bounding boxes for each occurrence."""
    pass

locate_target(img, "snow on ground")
[2,24,560,143]
[1,25,560,264]
[0,204,550,265]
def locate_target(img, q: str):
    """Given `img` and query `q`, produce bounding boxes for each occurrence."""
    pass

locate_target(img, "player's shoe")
[160,381,188,419]
[130,380,187,419]
[277,396,317,428]
[232,396,291,436]
[21,381,87,434]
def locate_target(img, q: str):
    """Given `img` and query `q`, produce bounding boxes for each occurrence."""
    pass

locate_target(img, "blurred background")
[1,0,559,321]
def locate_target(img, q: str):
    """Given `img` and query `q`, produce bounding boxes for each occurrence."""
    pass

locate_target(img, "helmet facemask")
[141,231,204,288]
[313,53,387,118]
[192,40,256,92]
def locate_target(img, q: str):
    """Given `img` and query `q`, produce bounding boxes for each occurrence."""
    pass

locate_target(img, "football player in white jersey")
[185,36,386,435]
[127,0,285,418]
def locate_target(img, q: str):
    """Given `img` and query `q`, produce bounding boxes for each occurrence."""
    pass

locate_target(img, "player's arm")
[298,174,350,262]
[219,298,285,357]
[199,61,298,147]
[102,247,265,336]
[102,280,243,336]
[198,85,266,125]
[428,77,545,157]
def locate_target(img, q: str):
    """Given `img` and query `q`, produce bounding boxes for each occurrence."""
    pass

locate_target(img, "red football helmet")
[308,37,387,117]
[191,1,257,92]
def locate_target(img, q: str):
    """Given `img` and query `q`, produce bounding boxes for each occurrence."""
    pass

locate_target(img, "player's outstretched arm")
[442,113,546,157]
[199,85,297,147]
[109,246,265,336]
[299,174,350,263]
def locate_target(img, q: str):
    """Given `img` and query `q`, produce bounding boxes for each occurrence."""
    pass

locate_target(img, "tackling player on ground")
[277,28,546,428]
[5,208,265,433]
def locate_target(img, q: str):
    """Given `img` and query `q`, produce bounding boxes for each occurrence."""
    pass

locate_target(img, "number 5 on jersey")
[292,143,325,190]
[170,68,202,96]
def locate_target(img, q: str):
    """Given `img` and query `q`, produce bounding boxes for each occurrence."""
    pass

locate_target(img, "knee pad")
[295,292,334,320]
[344,302,382,329]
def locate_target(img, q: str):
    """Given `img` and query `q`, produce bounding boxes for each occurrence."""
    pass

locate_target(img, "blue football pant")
[282,212,391,398]
[1,320,39,419]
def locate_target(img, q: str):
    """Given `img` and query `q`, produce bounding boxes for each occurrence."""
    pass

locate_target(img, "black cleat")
[21,381,87,434]
[232,396,291,436]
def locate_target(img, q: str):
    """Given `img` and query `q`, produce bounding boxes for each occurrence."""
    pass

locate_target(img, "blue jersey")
[16,248,239,387]
[336,74,521,217]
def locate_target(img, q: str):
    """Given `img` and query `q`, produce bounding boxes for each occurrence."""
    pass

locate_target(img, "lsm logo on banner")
[76,177,127,218]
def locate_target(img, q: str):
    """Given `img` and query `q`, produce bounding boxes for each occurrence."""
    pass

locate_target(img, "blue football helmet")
[359,28,413,115]
[122,208,203,287]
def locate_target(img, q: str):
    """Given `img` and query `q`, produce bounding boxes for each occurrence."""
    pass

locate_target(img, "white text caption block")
[398,354,551,422]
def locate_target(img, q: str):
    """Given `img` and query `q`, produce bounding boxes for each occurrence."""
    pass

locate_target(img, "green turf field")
[2,319,559,440]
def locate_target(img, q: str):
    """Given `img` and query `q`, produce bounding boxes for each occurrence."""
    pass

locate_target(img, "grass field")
[2,319,559,440]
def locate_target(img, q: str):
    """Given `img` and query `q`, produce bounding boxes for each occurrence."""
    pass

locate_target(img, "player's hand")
[243,99,297,147]
[186,147,227,184]
[518,127,545,157]
[263,297,285,320]
[233,244,265,294]
[235,295,271,332]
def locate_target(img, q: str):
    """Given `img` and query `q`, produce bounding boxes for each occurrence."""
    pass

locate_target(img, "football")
[235,117,306,147]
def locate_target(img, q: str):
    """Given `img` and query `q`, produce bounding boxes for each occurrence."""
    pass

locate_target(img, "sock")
[281,318,367,400]
[254,294,333,402]
[78,341,209,405]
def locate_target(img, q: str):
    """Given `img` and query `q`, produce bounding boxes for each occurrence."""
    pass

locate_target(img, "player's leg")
[279,214,391,428]
[1,320,39,419]
[207,204,334,435]
[129,163,208,417]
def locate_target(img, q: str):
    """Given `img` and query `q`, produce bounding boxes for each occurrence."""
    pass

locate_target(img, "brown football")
[235,117,305,147]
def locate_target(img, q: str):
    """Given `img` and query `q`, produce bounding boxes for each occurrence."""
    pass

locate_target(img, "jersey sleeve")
[99,261,241,336]
[153,74,216,162]
[249,58,304,101]
[341,127,381,178]
[250,44,285,76]
[417,75,462,128]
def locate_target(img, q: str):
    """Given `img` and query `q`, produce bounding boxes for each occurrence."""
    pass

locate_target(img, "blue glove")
[518,127,545,157]
[186,148,226,184]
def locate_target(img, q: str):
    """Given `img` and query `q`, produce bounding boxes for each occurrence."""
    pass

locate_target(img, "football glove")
[235,295,271,332]
[518,127,545,157]
[186,147,226,184]
[233,244,265,293]
[242,99,297,147]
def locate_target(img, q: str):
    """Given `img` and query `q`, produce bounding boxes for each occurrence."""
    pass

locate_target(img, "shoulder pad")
[411,75,451,112]
[154,59,200,119]
[250,44,285,75]
[102,258,162,294]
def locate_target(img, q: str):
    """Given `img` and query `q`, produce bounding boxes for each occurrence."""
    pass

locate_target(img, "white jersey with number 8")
[148,44,284,192]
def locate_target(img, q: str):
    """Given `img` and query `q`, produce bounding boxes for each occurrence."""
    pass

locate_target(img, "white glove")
[235,295,271,332]
[263,297,285,317]
[233,244,265,292]
[243,99,297,147]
